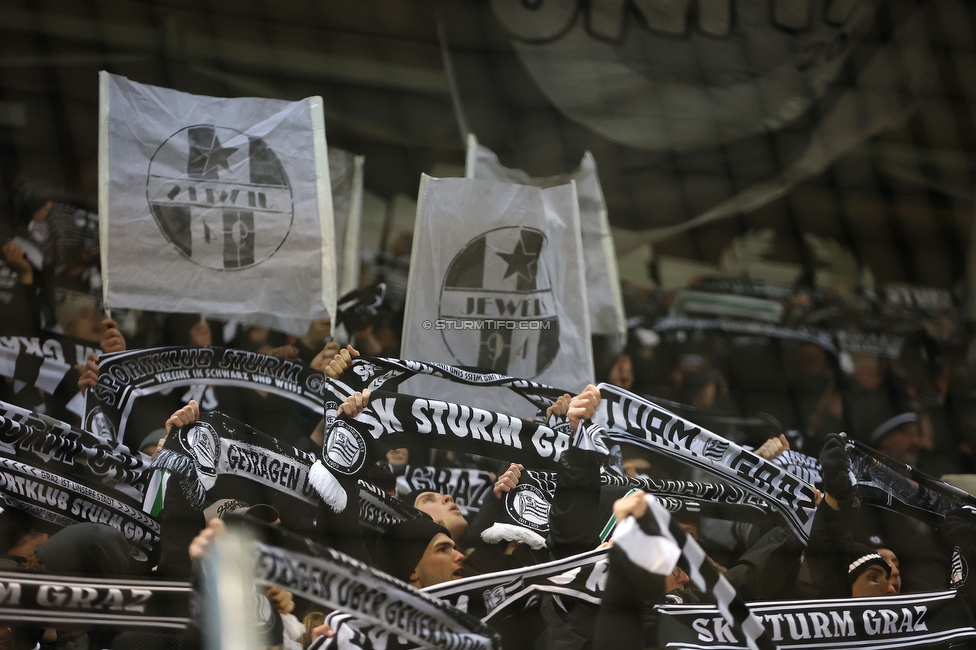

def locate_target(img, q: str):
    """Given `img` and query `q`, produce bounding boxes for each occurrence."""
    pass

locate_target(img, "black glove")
[819,433,853,501]
[336,283,386,333]
[940,507,976,544]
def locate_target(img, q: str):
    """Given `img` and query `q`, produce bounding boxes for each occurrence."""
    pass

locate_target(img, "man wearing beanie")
[848,542,894,597]
[374,518,464,588]
[869,412,923,464]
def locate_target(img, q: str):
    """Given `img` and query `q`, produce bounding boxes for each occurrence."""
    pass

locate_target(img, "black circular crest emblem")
[324,420,367,476]
[504,483,551,532]
[439,226,560,378]
[84,406,117,442]
[146,124,294,271]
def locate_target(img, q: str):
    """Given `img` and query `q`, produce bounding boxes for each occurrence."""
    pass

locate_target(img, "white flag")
[329,148,365,298]
[465,135,625,337]
[402,175,593,417]
[98,72,336,325]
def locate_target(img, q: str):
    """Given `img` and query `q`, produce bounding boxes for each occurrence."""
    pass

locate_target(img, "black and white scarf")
[655,589,976,649]
[335,357,567,413]
[247,521,501,650]
[0,403,158,563]
[85,346,348,444]
[0,332,97,393]
[152,410,325,516]
[590,383,819,542]
[85,348,566,448]
[152,410,421,533]
[0,569,191,629]
[652,316,837,355]
[0,400,150,501]
[426,547,610,619]
[318,390,573,514]
[359,480,425,532]
[846,438,976,524]
[321,548,611,650]
[484,470,777,547]
[0,454,159,563]
[614,495,773,650]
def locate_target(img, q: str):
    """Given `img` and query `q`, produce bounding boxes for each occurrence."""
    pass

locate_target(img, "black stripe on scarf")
[0,570,190,629]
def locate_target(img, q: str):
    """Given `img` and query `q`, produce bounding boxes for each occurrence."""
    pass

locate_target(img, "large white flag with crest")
[465,135,625,337]
[98,72,336,324]
[402,175,593,417]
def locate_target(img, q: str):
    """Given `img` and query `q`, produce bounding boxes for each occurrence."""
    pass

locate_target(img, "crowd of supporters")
[4,186,976,650]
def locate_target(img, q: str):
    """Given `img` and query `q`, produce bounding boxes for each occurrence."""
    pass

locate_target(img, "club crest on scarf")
[439,226,559,377]
[177,421,220,479]
[324,420,367,475]
[84,406,117,443]
[147,125,294,271]
[503,483,551,532]
[484,578,523,613]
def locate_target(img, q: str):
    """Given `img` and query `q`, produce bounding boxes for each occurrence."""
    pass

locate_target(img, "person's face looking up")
[852,564,894,597]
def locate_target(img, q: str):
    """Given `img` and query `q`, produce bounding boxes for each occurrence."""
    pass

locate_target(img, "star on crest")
[496,237,540,285]
[188,133,237,178]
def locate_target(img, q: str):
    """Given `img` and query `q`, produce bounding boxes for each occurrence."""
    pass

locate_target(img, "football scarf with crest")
[84,346,349,445]
[318,389,573,514]
[0,400,150,500]
[151,410,419,532]
[0,402,159,563]
[152,410,321,512]
[493,470,779,540]
[84,348,568,447]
